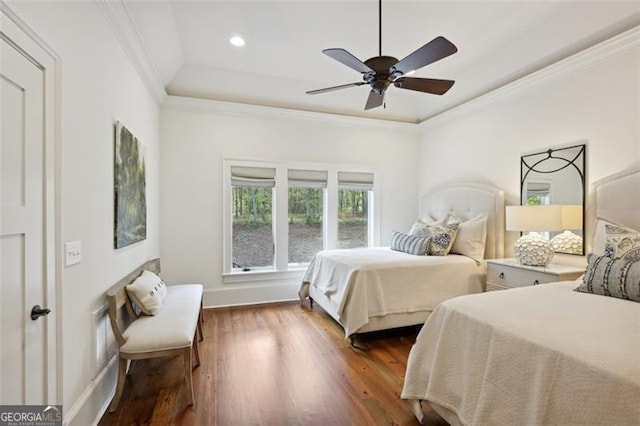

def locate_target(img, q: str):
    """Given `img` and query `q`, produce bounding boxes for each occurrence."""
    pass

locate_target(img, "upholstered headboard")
[589,165,640,249]
[421,182,505,259]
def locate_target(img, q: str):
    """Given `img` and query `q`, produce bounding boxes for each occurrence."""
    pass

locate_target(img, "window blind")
[288,169,328,188]
[231,166,276,187]
[338,171,374,190]
[526,182,551,196]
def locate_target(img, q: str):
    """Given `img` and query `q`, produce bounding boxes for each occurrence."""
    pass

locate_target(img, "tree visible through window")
[231,166,275,270]
[288,187,323,264]
[338,189,368,249]
[337,171,373,249]
[232,186,273,269]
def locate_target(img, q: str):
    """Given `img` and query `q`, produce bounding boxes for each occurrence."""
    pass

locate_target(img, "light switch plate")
[65,241,82,266]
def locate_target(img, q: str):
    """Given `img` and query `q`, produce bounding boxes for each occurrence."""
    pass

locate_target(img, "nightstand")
[486,258,584,291]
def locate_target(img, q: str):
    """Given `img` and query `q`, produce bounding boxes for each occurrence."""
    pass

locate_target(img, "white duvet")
[402,282,640,425]
[299,247,485,337]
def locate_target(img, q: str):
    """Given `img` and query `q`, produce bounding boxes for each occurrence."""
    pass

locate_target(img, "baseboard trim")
[203,280,301,308]
[63,355,117,426]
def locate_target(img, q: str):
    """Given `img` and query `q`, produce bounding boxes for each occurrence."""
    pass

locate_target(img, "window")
[288,170,326,265]
[224,161,377,277]
[231,166,275,270]
[525,181,551,239]
[337,172,373,249]
[525,182,551,206]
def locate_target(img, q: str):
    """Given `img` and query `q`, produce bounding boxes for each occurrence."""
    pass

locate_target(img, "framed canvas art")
[114,121,147,248]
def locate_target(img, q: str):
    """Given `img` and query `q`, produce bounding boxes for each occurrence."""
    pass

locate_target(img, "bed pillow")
[427,223,459,256]
[391,231,430,255]
[408,217,446,237]
[421,215,447,226]
[408,220,429,238]
[447,213,488,259]
[591,218,638,256]
[125,270,168,315]
[604,233,640,261]
[575,253,640,302]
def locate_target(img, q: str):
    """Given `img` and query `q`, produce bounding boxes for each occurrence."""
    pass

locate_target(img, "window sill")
[222,268,307,284]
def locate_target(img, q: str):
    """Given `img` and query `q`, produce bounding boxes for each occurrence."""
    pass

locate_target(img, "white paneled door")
[1,8,58,405]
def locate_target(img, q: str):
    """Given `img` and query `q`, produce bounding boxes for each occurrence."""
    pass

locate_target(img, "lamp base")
[550,230,583,255]
[514,232,554,266]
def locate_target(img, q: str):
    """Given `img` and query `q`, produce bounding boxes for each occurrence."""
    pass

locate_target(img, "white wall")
[7,2,160,425]
[160,99,420,306]
[417,30,640,262]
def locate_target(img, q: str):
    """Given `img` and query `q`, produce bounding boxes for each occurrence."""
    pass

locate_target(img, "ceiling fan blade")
[394,77,455,95]
[306,82,365,95]
[392,36,457,75]
[364,90,384,110]
[323,48,375,74]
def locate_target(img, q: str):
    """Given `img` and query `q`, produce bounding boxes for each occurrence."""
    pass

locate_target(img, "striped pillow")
[575,253,640,303]
[391,231,430,255]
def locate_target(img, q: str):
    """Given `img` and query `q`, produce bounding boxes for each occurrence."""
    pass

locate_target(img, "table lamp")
[506,205,563,266]
[549,205,583,254]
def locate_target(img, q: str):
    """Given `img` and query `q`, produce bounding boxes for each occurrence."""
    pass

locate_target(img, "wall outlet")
[65,241,82,266]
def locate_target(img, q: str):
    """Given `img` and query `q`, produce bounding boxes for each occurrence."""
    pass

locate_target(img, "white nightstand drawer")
[487,264,556,288]
[486,259,585,291]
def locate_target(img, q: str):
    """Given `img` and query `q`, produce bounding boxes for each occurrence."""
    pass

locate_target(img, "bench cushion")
[121,284,203,355]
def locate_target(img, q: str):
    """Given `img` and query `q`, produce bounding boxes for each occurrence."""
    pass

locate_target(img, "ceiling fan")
[307,0,458,110]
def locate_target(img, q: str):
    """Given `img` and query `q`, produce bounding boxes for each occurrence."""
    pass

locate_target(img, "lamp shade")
[558,205,583,230]
[506,205,561,232]
[506,205,582,232]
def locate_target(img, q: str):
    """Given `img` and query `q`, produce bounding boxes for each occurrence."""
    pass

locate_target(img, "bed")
[401,165,640,425]
[298,182,504,339]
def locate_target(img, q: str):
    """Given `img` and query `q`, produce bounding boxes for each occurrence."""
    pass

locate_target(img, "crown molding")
[419,25,640,129]
[162,95,420,134]
[95,0,166,105]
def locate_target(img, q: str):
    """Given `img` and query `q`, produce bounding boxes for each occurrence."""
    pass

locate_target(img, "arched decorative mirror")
[520,144,586,255]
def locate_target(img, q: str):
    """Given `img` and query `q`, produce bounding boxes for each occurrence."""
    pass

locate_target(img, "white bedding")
[401,282,640,425]
[298,247,485,337]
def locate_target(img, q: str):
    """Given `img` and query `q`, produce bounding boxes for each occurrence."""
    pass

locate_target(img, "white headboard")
[590,165,640,248]
[421,182,505,259]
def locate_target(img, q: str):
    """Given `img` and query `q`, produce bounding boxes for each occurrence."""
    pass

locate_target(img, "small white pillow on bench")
[126,270,167,315]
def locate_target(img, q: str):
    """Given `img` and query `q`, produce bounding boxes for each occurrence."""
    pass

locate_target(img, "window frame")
[222,159,379,280]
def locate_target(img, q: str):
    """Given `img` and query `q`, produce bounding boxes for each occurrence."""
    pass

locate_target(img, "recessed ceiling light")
[230,36,245,47]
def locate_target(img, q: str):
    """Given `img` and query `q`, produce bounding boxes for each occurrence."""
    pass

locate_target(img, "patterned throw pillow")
[427,223,459,255]
[125,270,168,315]
[604,233,640,261]
[409,219,459,256]
[591,218,638,256]
[391,231,430,255]
[575,253,640,303]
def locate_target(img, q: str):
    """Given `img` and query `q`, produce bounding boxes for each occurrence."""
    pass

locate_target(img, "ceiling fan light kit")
[307,0,458,110]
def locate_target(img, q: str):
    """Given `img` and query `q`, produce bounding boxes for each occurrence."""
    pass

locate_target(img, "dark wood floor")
[98,301,444,425]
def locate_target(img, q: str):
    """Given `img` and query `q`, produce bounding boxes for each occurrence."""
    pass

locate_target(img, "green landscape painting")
[114,121,147,248]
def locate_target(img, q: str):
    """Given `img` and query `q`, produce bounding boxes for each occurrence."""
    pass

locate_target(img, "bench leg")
[198,301,204,341]
[197,311,204,342]
[183,347,195,407]
[109,357,128,412]
[193,333,201,367]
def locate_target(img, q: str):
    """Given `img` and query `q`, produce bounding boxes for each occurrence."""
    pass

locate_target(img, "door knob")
[31,305,51,321]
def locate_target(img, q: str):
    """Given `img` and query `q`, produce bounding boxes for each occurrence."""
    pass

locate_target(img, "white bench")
[105,258,203,412]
